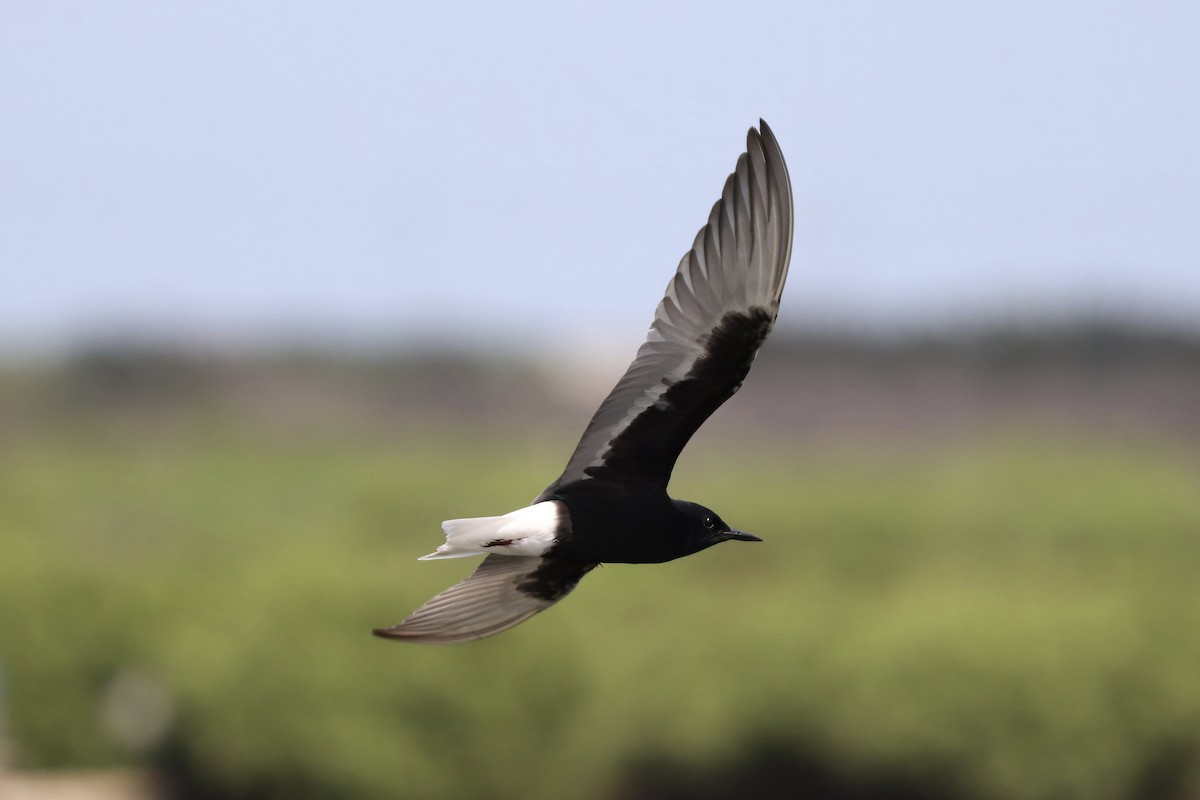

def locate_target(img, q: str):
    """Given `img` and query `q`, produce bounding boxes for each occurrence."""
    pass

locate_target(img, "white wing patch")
[419,501,564,560]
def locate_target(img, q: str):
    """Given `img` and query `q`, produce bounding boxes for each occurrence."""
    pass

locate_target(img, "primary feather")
[537,120,792,498]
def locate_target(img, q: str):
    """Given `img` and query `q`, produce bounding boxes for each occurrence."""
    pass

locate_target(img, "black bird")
[374,120,792,644]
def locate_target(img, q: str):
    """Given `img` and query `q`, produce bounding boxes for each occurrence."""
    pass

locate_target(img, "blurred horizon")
[5,320,1198,451]
[4,310,1200,369]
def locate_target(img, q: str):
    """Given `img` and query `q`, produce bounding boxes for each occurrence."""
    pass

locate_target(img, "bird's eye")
[703,516,715,529]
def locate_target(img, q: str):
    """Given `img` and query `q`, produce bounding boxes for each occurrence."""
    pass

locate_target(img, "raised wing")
[538,120,792,499]
[373,555,595,644]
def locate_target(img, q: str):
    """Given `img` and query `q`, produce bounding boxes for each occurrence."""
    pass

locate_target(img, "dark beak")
[724,529,762,542]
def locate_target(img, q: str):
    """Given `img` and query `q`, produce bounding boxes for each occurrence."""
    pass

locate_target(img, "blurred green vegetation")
[3,413,1199,799]
[4,328,1200,798]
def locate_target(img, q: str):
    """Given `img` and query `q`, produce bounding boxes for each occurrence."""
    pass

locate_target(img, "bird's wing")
[373,555,595,644]
[537,120,792,499]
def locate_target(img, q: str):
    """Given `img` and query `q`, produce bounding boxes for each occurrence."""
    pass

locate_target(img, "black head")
[673,500,762,552]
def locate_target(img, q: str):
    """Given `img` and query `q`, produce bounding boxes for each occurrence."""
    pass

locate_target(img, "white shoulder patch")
[419,501,565,560]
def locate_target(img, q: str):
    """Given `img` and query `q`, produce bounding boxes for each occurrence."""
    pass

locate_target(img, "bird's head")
[673,500,762,552]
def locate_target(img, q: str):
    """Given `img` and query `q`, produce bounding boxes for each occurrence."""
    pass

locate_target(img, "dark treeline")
[3,321,1198,444]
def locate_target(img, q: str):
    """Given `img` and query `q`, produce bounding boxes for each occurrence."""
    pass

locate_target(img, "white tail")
[418,502,563,561]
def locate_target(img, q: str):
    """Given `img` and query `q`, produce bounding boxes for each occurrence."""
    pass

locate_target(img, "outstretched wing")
[538,120,793,499]
[373,555,595,644]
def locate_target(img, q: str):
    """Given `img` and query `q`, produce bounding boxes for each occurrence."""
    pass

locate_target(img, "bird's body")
[427,494,739,565]
[546,494,704,565]
[375,120,792,643]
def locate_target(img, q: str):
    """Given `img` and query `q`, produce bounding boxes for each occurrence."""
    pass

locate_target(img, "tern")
[375,120,792,643]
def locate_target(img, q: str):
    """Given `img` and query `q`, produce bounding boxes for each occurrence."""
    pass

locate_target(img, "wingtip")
[756,119,780,150]
[748,119,782,158]
[372,626,463,644]
[372,625,447,643]
[747,122,762,149]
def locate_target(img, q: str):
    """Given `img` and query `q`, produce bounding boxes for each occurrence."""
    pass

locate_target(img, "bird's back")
[547,486,697,564]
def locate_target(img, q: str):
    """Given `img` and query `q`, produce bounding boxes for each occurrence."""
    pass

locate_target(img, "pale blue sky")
[2,1,1198,356]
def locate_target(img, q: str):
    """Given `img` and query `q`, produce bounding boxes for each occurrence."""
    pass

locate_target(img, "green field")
[3,422,1199,799]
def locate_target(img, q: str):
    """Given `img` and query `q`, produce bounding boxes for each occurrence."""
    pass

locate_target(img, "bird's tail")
[417,503,562,561]
[418,516,508,560]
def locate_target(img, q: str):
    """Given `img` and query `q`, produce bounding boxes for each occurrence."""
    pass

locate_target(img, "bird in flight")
[375,120,792,643]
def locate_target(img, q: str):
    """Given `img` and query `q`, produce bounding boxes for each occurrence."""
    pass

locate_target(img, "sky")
[2,1,1198,358]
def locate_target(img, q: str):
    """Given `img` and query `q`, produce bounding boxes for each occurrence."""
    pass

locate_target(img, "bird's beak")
[724,529,762,542]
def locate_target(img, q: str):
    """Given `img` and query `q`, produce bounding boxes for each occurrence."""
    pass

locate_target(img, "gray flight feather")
[373,555,594,644]
[537,120,793,498]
